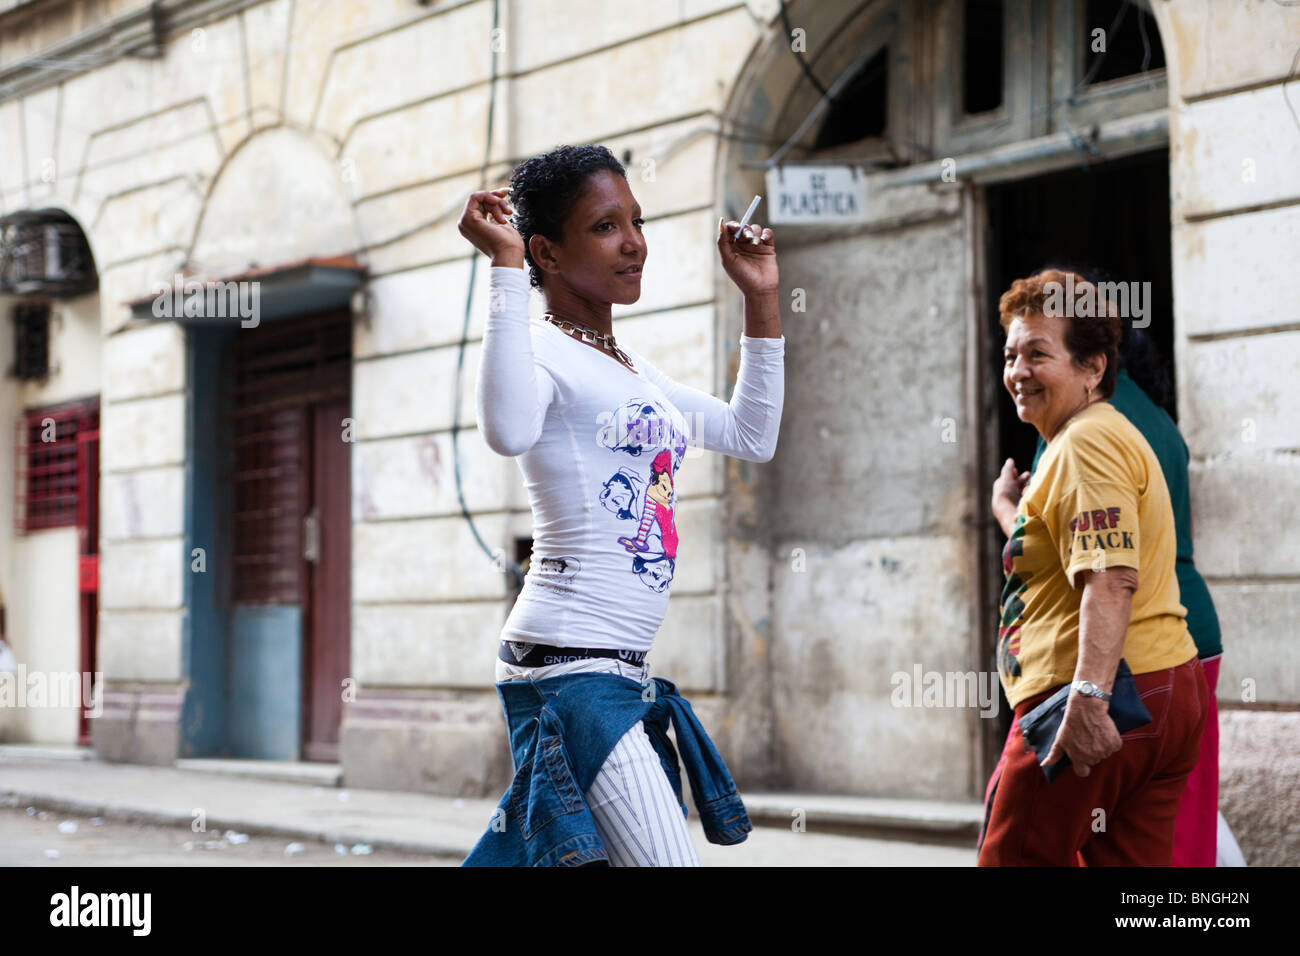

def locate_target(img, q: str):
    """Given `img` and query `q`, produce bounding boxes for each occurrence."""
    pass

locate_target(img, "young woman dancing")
[458,145,783,866]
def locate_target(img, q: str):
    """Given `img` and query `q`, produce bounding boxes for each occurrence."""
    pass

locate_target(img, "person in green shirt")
[1029,325,1222,866]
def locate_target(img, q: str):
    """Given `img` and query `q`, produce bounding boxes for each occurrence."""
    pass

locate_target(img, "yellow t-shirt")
[997,401,1197,707]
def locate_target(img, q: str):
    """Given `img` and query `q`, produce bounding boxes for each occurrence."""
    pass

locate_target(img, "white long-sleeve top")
[477,266,785,652]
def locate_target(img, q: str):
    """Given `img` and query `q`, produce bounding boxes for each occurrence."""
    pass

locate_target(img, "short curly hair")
[507,144,627,289]
[998,268,1121,398]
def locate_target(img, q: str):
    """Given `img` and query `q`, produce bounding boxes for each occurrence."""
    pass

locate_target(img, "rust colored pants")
[978,656,1207,867]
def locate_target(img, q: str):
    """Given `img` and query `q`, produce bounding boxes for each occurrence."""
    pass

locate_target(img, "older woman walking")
[978,269,1207,866]
[1027,320,1224,867]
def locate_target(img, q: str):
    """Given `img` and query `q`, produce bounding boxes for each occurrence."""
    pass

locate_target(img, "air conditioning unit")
[0,209,99,298]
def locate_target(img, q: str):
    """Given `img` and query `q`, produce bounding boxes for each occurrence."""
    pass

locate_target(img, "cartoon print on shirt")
[597,398,686,592]
[618,449,678,560]
[598,399,688,466]
[633,550,674,592]
[598,468,644,520]
[536,556,581,583]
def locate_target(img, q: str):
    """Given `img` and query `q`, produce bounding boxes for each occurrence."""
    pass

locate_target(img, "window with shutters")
[12,301,51,380]
[15,397,99,533]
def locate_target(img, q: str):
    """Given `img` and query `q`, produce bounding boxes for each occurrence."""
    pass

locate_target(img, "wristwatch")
[1071,680,1112,701]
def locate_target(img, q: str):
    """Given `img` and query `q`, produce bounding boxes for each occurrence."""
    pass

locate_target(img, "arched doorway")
[174,126,363,762]
[716,0,1172,798]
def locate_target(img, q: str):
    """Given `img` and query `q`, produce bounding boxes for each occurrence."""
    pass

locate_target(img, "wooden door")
[227,311,351,761]
[301,396,351,762]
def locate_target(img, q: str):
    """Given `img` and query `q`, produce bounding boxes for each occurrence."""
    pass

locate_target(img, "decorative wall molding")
[0,0,269,102]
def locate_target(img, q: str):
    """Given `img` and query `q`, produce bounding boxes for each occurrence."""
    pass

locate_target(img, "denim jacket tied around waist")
[462,672,751,866]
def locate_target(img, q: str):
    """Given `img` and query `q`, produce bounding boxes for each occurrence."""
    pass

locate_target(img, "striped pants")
[494,654,701,866]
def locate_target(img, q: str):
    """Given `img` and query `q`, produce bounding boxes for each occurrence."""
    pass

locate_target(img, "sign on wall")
[765,165,869,224]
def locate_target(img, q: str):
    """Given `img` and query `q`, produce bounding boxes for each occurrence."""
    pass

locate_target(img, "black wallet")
[1018,659,1153,782]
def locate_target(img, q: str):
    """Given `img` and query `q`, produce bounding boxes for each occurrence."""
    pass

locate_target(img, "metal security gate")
[222,310,351,761]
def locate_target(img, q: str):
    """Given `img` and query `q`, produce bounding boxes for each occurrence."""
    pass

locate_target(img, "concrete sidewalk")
[0,746,977,866]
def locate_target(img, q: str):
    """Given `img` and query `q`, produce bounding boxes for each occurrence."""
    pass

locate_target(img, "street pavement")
[0,805,455,866]
[0,748,976,866]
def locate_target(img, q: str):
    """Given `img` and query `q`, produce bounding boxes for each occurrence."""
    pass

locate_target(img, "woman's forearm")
[639,331,784,463]
[993,500,1018,538]
[742,290,782,339]
[1043,568,1134,775]
[728,334,785,461]
[1074,568,1137,693]
[727,290,785,460]
[476,266,550,457]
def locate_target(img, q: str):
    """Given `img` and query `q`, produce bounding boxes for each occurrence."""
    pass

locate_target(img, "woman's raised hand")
[458,187,526,269]
[991,458,1030,536]
[718,218,778,298]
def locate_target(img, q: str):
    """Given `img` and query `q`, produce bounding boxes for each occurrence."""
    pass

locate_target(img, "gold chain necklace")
[542,312,636,371]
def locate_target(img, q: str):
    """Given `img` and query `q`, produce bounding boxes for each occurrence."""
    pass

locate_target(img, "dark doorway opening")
[979,148,1174,755]
[814,46,889,149]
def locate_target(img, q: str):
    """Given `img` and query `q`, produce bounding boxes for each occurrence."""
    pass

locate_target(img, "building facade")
[0,0,1296,863]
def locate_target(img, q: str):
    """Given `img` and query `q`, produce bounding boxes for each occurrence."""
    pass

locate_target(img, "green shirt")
[1030,369,1223,658]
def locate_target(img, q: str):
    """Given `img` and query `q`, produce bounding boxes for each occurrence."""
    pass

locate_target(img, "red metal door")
[301,397,351,762]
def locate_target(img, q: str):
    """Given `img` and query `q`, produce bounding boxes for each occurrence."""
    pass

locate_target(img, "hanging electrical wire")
[1075,0,1132,93]
[449,0,524,590]
[778,0,829,99]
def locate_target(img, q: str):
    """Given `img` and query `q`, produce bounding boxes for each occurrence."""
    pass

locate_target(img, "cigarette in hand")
[733,195,762,241]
